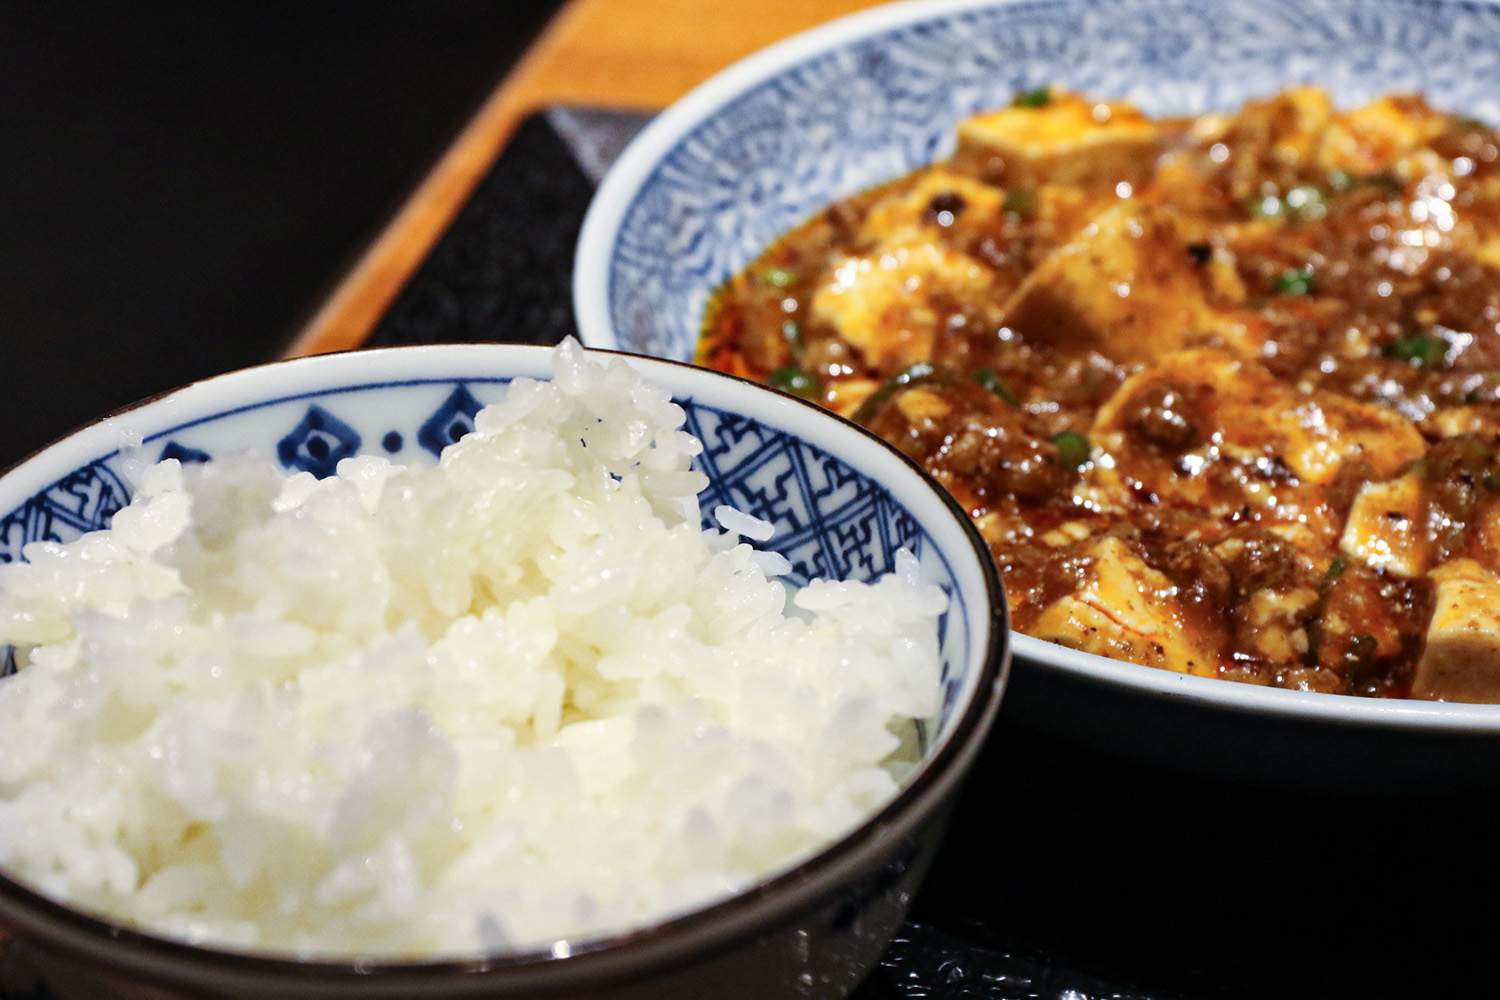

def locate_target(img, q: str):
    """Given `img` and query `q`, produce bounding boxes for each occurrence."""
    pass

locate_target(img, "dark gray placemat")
[364,107,652,351]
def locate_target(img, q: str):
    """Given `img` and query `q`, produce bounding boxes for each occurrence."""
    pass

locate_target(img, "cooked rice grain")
[0,340,943,957]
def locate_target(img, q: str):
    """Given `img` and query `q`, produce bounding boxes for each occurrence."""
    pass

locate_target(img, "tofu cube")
[809,242,993,370]
[953,92,1160,189]
[999,203,1249,362]
[1339,473,1430,578]
[1028,537,1218,676]
[1412,559,1500,702]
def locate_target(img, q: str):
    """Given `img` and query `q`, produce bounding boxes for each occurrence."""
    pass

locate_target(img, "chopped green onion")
[759,266,797,288]
[1012,86,1052,108]
[781,319,801,344]
[1283,184,1326,220]
[972,368,1019,405]
[1002,190,1036,218]
[1303,615,1323,666]
[1327,167,1355,192]
[1248,184,1327,221]
[770,365,821,399]
[849,362,940,424]
[1385,335,1448,370]
[893,361,936,384]
[1325,556,1348,579]
[1368,171,1405,196]
[1051,431,1091,469]
[1273,269,1315,295]
[1248,194,1285,219]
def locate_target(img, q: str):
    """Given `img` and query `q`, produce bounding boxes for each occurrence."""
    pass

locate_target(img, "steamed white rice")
[0,340,944,958]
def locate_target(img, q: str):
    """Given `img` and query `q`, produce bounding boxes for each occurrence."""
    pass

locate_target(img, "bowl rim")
[0,342,1011,993]
[568,0,1500,738]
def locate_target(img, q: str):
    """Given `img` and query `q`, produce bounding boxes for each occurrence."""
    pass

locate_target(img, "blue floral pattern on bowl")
[3,383,919,586]
[0,464,131,566]
[0,364,989,731]
[580,0,1500,362]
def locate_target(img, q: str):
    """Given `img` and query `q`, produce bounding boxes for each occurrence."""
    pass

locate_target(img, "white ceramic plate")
[573,0,1500,792]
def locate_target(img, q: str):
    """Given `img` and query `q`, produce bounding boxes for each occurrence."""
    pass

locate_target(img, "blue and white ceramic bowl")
[0,344,1008,1000]
[573,0,1500,791]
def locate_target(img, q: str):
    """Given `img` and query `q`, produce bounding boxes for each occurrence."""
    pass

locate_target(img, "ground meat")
[702,86,1500,699]
[1124,383,1200,452]
[1215,527,1301,597]
[1159,540,1233,617]
[862,375,1076,504]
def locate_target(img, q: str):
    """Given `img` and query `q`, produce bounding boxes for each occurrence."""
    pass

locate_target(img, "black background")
[0,0,562,469]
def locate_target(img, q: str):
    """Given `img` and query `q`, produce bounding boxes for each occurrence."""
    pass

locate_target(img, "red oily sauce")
[701,87,1500,701]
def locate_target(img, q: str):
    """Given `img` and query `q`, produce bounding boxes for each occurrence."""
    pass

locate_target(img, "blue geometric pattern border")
[277,405,363,479]
[686,404,926,586]
[2,387,932,588]
[0,461,130,565]
[418,385,486,459]
[0,380,967,734]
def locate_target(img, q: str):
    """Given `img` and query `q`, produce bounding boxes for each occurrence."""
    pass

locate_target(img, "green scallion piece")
[1343,632,1379,689]
[1002,190,1036,218]
[1273,269,1315,295]
[972,368,1019,405]
[1012,86,1052,108]
[1327,167,1355,192]
[1283,184,1326,220]
[1385,335,1448,370]
[1248,184,1327,221]
[770,365,821,399]
[759,266,797,288]
[894,361,936,384]
[1051,430,1091,469]
[1304,615,1323,666]
[1248,194,1284,219]
[848,361,938,424]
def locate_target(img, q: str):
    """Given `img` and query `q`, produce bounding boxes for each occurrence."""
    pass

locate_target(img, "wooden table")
[284,0,880,360]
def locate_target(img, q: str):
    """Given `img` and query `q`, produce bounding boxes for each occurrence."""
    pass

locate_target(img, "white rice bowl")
[0,341,946,959]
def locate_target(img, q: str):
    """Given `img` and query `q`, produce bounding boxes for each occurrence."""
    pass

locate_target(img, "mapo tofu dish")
[702,86,1500,702]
